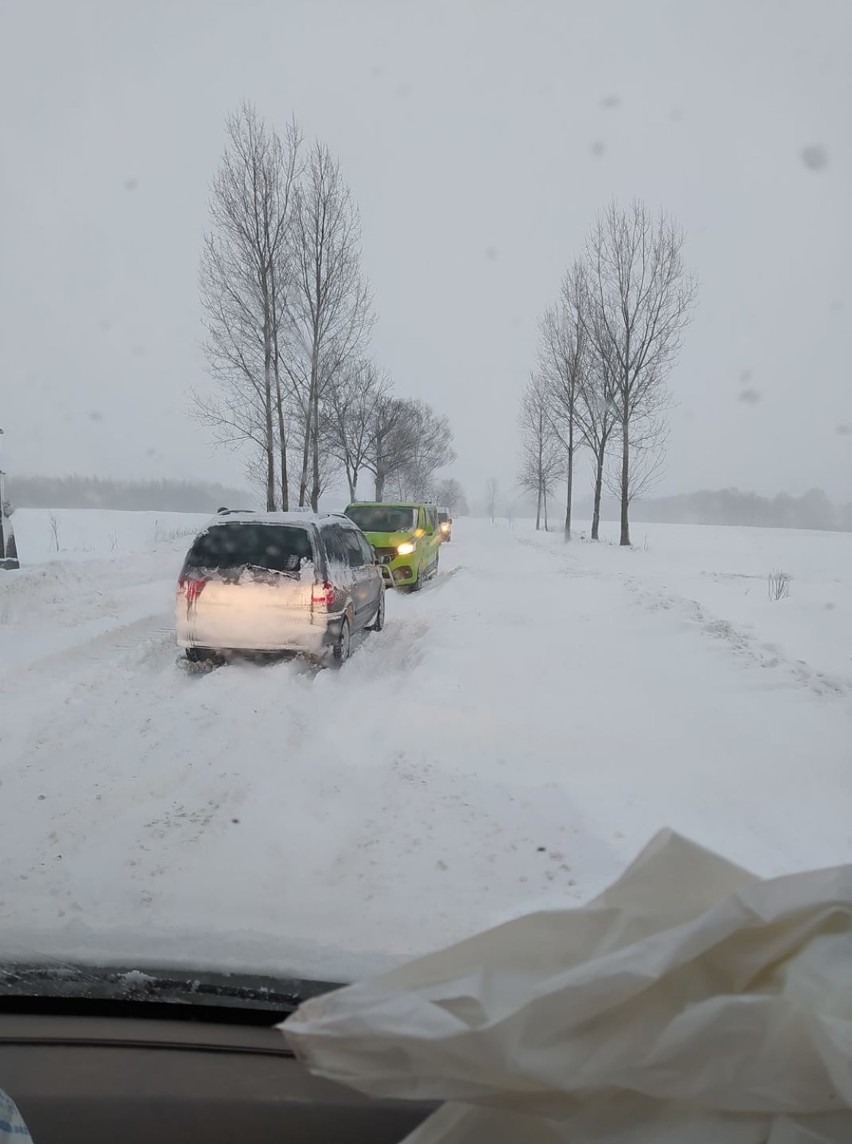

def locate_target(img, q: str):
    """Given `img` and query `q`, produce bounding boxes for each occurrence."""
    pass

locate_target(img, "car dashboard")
[0,1002,434,1143]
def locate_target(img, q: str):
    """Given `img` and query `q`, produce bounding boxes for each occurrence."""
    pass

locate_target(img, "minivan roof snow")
[207,510,355,528]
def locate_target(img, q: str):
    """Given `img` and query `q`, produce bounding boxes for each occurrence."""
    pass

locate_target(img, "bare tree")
[538,260,588,541]
[606,414,668,505]
[269,119,303,510]
[433,478,468,515]
[583,201,696,545]
[567,267,612,539]
[284,142,373,510]
[195,105,301,510]
[362,394,409,500]
[555,259,618,541]
[485,477,499,524]
[362,396,454,501]
[518,375,561,530]
[575,335,618,541]
[322,359,388,500]
[393,400,456,500]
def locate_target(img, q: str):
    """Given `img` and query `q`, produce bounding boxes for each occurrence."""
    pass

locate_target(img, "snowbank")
[11,508,211,565]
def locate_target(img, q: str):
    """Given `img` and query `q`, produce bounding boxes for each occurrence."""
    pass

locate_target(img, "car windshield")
[1,1,849,1018]
[345,506,416,534]
[185,523,313,574]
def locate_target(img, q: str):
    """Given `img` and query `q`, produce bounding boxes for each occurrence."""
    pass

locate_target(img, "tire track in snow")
[625,577,852,701]
[509,526,852,701]
[0,529,622,966]
[0,609,176,689]
[1,580,438,903]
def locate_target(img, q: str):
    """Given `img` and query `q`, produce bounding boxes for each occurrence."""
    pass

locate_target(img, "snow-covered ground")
[1,509,851,982]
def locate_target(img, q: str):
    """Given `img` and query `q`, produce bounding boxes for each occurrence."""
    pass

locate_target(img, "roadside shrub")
[768,570,791,602]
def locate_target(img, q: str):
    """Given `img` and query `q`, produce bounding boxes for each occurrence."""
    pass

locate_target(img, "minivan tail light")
[178,578,207,605]
[312,581,335,611]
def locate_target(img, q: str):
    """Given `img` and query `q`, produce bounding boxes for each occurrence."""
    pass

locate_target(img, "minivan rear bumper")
[176,611,344,656]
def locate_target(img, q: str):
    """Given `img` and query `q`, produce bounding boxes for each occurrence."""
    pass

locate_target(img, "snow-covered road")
[1,512,851,981]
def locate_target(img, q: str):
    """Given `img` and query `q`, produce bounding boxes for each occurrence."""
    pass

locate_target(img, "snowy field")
[1,508,851,981]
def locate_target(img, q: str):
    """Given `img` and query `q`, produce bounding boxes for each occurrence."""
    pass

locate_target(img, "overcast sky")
[2,0,850,502]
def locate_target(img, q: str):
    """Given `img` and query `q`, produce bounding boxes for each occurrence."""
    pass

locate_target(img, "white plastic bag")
[284,830,852,1143]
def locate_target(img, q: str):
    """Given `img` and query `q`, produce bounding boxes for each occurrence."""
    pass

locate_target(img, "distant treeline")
[492,486,852,533]
[7,476,256,513]
[629,488,852,532]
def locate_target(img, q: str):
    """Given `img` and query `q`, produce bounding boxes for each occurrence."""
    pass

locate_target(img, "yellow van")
[344,502,441,592]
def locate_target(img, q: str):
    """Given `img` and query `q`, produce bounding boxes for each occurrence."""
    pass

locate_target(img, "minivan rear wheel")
[332,618,351,666]
[185,647,212,664]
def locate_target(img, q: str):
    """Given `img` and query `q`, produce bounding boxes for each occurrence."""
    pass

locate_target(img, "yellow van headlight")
[397,541,416,556]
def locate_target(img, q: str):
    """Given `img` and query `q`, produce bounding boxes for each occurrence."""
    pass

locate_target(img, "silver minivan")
[175,511,384,665]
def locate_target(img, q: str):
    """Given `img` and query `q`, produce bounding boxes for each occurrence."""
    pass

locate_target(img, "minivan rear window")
[345,506,415,533]
[185,523,313,574]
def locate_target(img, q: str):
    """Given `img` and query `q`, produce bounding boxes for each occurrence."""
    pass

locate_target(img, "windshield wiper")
[0,963,342,1025]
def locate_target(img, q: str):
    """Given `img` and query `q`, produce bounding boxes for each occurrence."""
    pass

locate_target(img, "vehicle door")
[421,506,440,569]
[340,525,375,627]
[411,507,426,574]
[354,528,383,618]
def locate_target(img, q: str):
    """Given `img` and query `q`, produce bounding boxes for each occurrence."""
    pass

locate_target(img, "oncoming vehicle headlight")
[397,541,416,556]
